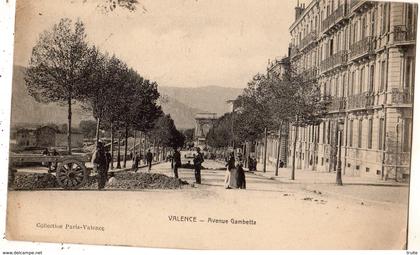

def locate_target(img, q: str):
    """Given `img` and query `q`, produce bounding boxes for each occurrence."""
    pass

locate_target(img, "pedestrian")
[224,152,235,189]
[91,141,108,190]
[105,147,112,179]
[51,149,59,171]
[236,153,246,189]
[173,147,181,179]
[146,149,153,172]
[132,152,140,172]
[279,160,285,168]
[107,172,117,186]
[193,147,204,184]
[42,148,51,173]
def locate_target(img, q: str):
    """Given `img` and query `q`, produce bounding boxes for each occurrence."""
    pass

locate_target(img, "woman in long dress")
[224,152,235,189]
[236,154,246,189]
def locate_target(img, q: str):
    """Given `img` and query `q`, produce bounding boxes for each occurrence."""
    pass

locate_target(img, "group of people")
[131,149,154,172]
[170,147,204,184]
[224,152,246,189]
[41,148,59,173]
[91,141,112,190]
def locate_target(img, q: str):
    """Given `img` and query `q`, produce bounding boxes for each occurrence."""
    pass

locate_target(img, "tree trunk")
[110,122,114,169]
[263,127,267,173]
[67,96,72,155]
[336,130,343,185]
[123,125,128,168]
[133,130,137,155]
[117,133,121,169]
[95,116,101,145]
[292,125,298,180]
[275,123,283,176]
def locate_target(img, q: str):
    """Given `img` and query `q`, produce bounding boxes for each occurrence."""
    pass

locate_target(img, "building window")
[368,118,373,149]
[359,67,365,93]
[378,118,384,150]
[369,65,375,92]
[322,122,326,144]
[405,57,414,91]
[371,10,376,36]
[349,120,354,147]
[335,76,339,97]
[380,61,386,92]
[342,73,347,97]
[350,71,355,96]
[402,118,413,152]
[358,119,363,148]
[327,121,331,144]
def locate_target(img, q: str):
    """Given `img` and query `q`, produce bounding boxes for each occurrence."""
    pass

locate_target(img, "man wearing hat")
[193,147,204,184]
[91,141,108,190]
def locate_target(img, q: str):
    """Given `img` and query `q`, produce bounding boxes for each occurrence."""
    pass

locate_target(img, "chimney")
[295,1,304,20]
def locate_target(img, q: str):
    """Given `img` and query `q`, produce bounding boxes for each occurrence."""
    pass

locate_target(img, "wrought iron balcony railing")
[299,31,317,50]
[390,88,413,105]
[320,50,348,73]
[347,92,375,110]
[321,5,345,32]
[301,67,318,81]
[328,97,346,112]
[349,36,374,61]
[393,25,416,42]
[350,0,369,12]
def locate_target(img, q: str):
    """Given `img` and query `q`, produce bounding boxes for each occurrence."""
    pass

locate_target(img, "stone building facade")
[285,0,416,180]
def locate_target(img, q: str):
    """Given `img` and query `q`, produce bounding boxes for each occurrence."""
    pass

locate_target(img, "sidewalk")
[247,167,409,205]
[249,166,408,186]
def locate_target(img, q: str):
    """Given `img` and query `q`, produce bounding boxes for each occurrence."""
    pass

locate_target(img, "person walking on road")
[105,147,112,179]
[173,148,181,179]
[132,152,140,172]
[224,152,235,189]
[146,149,153,172]
[193,147,204,184]
[236,153,246,189]
[92,141,108,190]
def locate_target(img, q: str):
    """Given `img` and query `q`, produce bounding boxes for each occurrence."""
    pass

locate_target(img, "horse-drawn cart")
[9,153,91,189]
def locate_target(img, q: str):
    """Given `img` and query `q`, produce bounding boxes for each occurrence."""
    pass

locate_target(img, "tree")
[207,113,238,148]
[79,120,97,139]
[271,65,329,180]
[25,18,93,154]
[149,114,185,150]
[232,65,329,179]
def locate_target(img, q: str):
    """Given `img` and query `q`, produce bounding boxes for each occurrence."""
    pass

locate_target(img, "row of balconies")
[326,89,413,113]
[320,50,348,73]
[321,5,346,33]
[301,66,318,81]
[394,25,417,43]
[348,36,375,61]
[299,31,317,50]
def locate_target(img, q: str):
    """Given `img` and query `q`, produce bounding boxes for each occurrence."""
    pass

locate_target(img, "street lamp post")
[336,121,344,186]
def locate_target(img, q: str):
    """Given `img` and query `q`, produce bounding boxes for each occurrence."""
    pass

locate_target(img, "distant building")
[15,126,84,149]
[16,128,37,147]
[194,113,217,149]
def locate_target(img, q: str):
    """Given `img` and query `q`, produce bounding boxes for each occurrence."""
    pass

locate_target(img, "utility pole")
[291,115,298,180]
[336,121,344,185]
[263,128,268,173]
[275,124,282,176]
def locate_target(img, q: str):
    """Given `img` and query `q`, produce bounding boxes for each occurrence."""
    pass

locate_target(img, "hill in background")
[10,65,244,130]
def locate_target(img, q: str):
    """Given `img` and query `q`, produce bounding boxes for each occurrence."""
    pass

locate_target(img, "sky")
[13,0,311,88]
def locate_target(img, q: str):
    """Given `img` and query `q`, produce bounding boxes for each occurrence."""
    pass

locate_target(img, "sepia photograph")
[3,0,419,250]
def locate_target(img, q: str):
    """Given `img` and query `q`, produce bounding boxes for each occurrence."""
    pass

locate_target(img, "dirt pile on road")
[11,172,188,190]
[12,173,59,190]
[99,172,188,190]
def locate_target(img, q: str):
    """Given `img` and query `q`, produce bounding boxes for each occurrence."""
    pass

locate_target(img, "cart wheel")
[56,159,88,189]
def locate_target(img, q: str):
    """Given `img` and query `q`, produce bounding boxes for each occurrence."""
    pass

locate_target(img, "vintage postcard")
[5,0,418,250]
